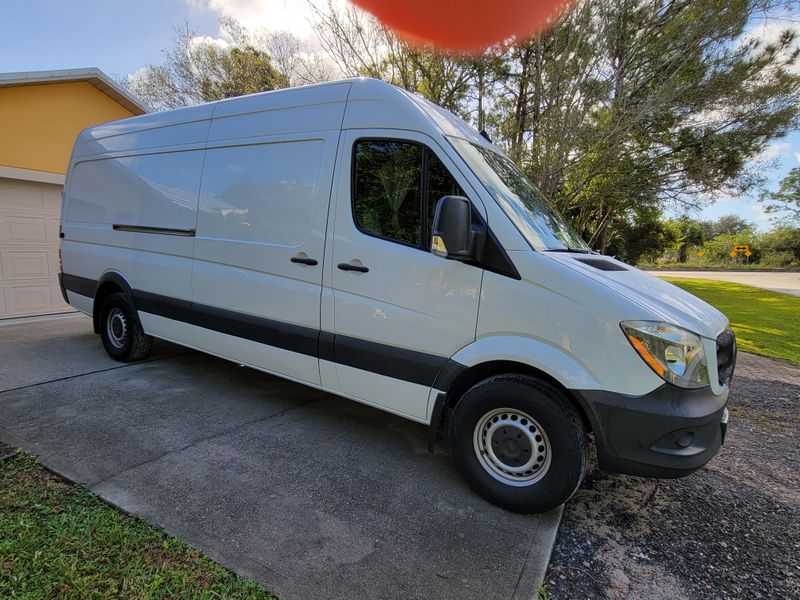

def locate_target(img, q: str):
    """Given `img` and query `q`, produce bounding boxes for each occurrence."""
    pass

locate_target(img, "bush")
[760,227,800,262]
[760,251,799,268]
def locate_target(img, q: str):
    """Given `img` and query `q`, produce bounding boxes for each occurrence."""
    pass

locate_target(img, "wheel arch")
[92,271,134,334]
[427,337,602,451]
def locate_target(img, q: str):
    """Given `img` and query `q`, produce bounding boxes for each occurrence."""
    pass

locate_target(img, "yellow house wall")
[0,81,135,176]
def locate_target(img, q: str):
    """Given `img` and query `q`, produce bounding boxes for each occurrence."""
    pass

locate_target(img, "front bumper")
[574,383,729,478]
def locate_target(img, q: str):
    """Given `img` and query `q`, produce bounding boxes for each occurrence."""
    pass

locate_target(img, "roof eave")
[0,67,149,115]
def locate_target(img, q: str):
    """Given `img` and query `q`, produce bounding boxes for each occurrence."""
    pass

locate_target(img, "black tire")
[99,292,153,362]
[449,374,587,513]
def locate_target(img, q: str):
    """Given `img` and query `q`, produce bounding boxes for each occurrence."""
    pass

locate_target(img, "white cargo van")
[59,78,735,513]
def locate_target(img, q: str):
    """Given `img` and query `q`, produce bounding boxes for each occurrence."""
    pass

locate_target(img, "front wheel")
[99,292,153,362]
[449,375,587,513]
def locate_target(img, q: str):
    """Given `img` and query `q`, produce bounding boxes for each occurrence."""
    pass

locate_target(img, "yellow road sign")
[734,244,749,252]
[697,250,705,257]
[744,250,752,257]
[729,250,737,257]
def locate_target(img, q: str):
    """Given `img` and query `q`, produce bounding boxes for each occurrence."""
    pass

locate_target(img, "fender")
[425,335,603,452]
[448,335,603,391]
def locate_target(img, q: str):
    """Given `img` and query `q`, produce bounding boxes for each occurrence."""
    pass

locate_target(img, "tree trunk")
[477,65,485,131]
[511,45,531,161]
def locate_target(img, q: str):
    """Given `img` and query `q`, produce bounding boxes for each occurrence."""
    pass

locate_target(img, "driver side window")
[353,139,465,250]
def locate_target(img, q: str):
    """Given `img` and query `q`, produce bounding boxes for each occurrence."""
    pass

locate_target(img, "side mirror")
[431,195,472,260]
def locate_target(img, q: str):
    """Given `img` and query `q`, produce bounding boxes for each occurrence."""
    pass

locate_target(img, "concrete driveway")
[650,270,800,296]
[0,315,561,600]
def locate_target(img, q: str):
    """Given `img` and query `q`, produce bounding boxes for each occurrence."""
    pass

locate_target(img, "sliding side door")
[191,132,338,386]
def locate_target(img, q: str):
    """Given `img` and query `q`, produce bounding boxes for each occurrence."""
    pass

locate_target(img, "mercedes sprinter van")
[59,78,735,513]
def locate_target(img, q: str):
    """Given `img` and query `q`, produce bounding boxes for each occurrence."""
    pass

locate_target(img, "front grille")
[716,329,737,386]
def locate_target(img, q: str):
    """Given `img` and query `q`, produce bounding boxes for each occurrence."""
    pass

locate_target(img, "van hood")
[544,253,729,340]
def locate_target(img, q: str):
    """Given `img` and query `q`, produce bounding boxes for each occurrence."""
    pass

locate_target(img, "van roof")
[73,78,492,158]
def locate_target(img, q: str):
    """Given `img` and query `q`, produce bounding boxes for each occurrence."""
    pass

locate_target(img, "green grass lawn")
[662,277,800,366]
[0,451,274,600]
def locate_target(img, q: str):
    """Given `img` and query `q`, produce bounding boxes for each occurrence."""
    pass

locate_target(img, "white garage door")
[0,177,73,318]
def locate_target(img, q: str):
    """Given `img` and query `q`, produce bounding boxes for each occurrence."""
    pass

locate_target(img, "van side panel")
[71,104,215,158]
[66,151,203,229]
[191,135,340,385]
[207,83,351,142]
[61,148,205,346]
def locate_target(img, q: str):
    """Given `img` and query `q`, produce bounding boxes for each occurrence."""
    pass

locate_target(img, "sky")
[1,0,798,230]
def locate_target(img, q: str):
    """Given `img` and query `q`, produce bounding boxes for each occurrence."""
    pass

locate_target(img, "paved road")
[0,315,560,600]
[649,270,800,297]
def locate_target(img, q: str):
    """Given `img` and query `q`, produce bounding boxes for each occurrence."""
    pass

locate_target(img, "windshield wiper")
[543,247,593,254]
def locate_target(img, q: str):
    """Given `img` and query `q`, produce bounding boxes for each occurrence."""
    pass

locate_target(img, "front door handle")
[338,262,369,273]
[291,256,318,266]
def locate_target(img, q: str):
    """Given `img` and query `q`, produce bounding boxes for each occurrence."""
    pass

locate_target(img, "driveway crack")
[0,351,194,397]
[87,396,326,489]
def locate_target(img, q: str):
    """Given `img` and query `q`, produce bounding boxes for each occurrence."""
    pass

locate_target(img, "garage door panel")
[5,284,57,316]
[0,179,46,211]
[46,217,61,243]
[2,251,51,279]
[47,252,60,277]
[43,186,61,212]
[0,178,71,318]
[0,216,49,244]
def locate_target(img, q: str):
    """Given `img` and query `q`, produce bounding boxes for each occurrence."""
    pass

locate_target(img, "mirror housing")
[431,195,473,260]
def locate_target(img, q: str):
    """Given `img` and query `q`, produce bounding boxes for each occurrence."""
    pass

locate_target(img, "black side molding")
[60,273,468,392]
[133,290,192,324]
[60,273,97,298]
[318,331,335,362]
[334,335,447,387]
[113,224,196,237]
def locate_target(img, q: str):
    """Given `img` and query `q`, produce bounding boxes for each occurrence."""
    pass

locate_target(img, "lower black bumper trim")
[60,273,97,299]
[574,384,729,478]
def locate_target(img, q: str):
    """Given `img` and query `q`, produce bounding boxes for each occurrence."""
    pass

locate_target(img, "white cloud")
[126,66,150,88]
[757,140,791,162]
[795,151,800,164]
[189,34,230,50]
[187,0,340,40]
[749,203,772,222]
[740,16,800,74]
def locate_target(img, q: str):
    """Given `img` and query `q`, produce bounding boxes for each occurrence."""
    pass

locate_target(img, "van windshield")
[450,138,590,252]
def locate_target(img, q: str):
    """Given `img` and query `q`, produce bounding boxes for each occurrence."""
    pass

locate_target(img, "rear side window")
[353,140,465,249]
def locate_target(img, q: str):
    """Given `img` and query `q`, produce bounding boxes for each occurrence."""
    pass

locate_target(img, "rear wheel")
[449,374,587,513]
[99,292,153,361]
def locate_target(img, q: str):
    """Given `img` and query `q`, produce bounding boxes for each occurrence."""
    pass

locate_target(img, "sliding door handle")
[291,256,318,266]
[337,262,369,273]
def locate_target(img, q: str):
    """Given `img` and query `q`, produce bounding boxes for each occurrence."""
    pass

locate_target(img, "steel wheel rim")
[473,408,551,487]
[106,307,128,349]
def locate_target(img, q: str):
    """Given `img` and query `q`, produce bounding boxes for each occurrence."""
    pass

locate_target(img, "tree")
[310,0,800,253]
[673,217,705,263]
[701,214,755,238]
[604,208,679,264]
[762,166,800,223]
[310,1,480,115]
[489,0,800,252]
[126,19,296,110]
[760,226,800,261]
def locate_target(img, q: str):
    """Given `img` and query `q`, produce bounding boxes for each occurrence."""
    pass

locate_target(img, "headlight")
[620,321,710,388]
